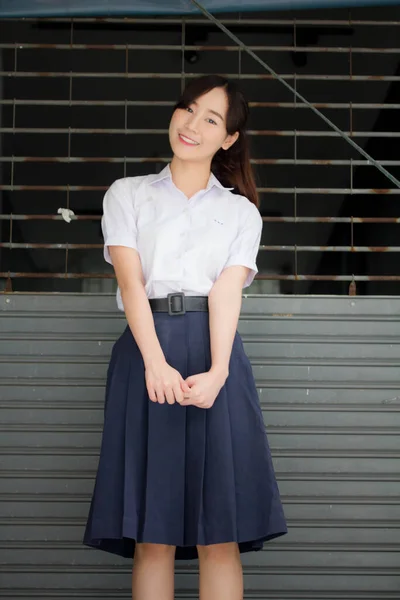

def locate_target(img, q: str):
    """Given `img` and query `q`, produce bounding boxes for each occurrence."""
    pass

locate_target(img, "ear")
[221,131,239,151]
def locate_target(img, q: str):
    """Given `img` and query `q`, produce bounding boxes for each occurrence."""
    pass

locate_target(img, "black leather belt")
[149,293,208,316]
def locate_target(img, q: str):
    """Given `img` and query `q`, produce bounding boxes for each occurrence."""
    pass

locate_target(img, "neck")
[170,157,212,199]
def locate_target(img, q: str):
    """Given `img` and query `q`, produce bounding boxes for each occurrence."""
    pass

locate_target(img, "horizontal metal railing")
[1,243,400,252]
[1,128,400,137]
[0,186,399,194]
[1,215,399,223]
[2,71,400,81]
[0,157,400,166]
[2,43,400,53]
[1,100,400,109]
[8,17,400,25]
[2,273,400,283]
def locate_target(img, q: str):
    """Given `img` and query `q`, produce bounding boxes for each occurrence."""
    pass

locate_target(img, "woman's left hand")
[180,369,228,409]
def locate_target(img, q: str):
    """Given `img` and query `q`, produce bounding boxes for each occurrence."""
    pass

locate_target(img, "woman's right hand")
[145,360,191,405]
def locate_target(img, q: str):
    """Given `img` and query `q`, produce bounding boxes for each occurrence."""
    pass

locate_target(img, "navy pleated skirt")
[83,311,287,560]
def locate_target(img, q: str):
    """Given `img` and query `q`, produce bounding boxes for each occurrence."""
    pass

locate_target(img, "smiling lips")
[179,133,200,146]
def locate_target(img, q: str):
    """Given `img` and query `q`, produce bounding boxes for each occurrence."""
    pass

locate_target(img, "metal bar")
[251,102,400,110]
[3,18,400,26]
[259,246,400,252]
[0,185,105,191]
[1,100,400,109]
[250,131,400,137]
[1,243,398,252]
[2,272,400,282]
[1,215,399,224]
[3,43,400,54]
[0,243,102,249]
[256,275,400,281]
[2,71,400,81]
[0,272,114,279]
[0,127,169,134]
[1,185,399,194]
[257,159,400,165]
[0,100,176,106]
[2,128,400,138]
[0,215,99,221]
[2,157,400,166]
[260,217,400,223]
[257,187,400,194]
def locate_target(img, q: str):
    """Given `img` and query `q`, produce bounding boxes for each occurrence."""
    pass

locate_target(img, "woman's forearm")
[120,282,165,368]
[208,269,245,378]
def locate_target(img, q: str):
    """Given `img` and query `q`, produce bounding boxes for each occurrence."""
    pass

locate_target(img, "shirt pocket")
[203,214,231,247]
[192,215,231,280]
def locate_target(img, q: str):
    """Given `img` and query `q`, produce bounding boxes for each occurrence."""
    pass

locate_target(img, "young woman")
[84,75,287,600]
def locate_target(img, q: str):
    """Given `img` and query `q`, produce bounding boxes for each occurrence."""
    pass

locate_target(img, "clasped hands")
[145,360,228,409]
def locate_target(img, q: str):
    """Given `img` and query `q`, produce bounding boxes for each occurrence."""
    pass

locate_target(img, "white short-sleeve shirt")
[101,164,263,311]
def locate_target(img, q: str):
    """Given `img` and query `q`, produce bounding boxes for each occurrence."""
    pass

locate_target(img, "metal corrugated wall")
[1,293,399,599]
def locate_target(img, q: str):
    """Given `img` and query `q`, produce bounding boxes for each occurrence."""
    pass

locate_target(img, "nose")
[185,112,201,133]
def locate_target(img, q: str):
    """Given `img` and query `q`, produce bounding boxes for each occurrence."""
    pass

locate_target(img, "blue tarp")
[0,0,399,18]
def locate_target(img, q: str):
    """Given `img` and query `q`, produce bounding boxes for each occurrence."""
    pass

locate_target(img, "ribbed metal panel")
[1,293,399,599]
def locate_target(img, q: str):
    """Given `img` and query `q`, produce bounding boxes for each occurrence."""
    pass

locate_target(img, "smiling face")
[169,86,239,165]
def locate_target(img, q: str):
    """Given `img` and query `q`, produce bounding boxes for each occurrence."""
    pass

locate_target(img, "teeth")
[180,134,198,145]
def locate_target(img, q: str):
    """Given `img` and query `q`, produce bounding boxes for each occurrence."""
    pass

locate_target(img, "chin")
[171,145,201,163]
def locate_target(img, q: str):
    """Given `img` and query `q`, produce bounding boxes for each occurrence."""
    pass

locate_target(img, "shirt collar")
[148,164,234,191]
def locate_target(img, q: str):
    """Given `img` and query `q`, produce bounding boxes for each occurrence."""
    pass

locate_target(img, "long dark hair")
[173,75,259,208]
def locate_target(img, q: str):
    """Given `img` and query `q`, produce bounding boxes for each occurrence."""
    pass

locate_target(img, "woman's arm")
[208,265,249,379]
[109,246,164,366]
[180,265,249,409]
[208,201,263,379]
[109,246,189,404]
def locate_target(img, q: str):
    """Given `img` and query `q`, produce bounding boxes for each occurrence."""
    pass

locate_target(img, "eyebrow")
[192,100,224,122]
